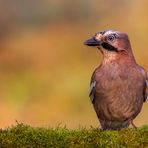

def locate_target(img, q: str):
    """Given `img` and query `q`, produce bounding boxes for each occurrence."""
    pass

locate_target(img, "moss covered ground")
[0,123,148,148]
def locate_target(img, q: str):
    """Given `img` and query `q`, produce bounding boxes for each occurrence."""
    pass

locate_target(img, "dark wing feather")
[89,81,96,103]
[89,70,97,103]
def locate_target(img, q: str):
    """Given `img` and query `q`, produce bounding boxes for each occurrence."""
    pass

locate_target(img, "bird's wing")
[89,70,97,103]
[144,80,148,102]
[89,81,96,103]
[140,67,148,102]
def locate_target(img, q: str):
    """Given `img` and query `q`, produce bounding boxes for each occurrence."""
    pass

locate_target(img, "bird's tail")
[99,119,130,130]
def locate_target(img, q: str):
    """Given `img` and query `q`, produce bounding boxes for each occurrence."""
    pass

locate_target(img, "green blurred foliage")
[0,0,147,128]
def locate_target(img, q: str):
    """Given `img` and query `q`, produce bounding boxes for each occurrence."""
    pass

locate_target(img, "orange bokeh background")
[0,0,148,128]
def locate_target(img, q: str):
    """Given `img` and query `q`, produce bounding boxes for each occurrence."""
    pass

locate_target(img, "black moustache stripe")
[101,42,118,52]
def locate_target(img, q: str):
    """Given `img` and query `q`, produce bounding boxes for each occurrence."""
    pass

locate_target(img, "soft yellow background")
[0,0,147,128]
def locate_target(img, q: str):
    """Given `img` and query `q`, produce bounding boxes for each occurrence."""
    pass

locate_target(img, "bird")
[84,30,148,130]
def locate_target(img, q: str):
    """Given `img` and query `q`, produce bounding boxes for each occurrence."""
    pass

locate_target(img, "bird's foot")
[130,120,137,130]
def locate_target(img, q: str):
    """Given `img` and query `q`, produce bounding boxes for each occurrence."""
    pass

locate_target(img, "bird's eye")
[107,34,116,42]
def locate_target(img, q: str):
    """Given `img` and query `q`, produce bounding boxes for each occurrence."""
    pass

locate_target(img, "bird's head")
[84,30,132,56]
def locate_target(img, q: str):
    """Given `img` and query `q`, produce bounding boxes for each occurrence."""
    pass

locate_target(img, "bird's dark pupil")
[108,35,114,41]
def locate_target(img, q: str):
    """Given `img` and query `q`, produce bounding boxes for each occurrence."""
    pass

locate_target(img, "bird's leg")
[130,120,137,130]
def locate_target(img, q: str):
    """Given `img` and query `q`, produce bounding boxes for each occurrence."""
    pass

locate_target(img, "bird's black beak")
[84,38,101,46]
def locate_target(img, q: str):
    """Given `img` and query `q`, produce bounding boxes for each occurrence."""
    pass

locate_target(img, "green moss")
[0,123,148,148]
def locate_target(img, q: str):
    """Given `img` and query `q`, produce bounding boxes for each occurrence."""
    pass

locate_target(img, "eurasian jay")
[84,30,148,130]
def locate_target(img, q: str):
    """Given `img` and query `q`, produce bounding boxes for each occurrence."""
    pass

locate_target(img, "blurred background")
[0,0,148,128]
